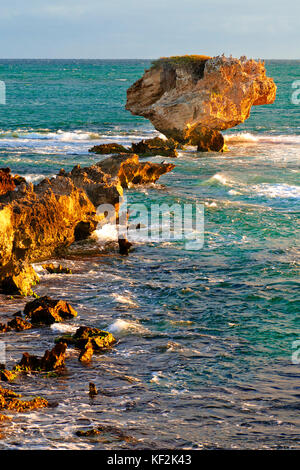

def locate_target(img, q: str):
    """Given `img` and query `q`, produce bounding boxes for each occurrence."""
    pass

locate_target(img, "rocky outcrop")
[24,296,77,325]
[96,154,175,188]
[16,342,67,372]
[0,167,122,294]
[126,55,277,151]
[130,137,178,157]
[56,326,116,362]
[89,143,130,155]
[90,137,178,157]
[0,154,175,294]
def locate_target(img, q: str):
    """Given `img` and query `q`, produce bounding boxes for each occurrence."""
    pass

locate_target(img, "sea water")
[0,59,299,449]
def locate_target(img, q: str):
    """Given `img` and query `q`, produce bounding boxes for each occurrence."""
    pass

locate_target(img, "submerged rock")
[118,237,132,255]
[126,54,276,151]
[56,326,116,362]
[42,263,72,274]
[24,295,77,325]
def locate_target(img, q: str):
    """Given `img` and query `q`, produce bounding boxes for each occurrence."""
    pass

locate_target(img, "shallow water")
[0,60,299,449]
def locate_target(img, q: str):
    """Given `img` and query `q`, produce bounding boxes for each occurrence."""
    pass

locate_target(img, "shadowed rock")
[16,342,67,372]
[56,326,116,362]
[0,168,16,195]
[24,295,77,325]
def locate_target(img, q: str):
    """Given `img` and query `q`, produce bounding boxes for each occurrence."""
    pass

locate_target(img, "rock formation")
[126,55,277,151]
[96,154,175,188]
[0,156,174,294]
[90,137,178,157]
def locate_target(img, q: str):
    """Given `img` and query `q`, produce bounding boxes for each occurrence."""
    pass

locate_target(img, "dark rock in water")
[16,342,67,372]
[24,295,77,325]
[75,424,137,443]
[89,143,131,154]
[0,261,39,296]
[89,137,178,157]
[96,154,175,188]
[74,220,98,241]
[131,137,178,157]
[118,238,132,255]
[0,168,16,196]
[56,326,116,362]
[0,369,17,382]
[89,382,98,397]
[42,263,72,274]
[0,315,32,333]
[126,54,276,152]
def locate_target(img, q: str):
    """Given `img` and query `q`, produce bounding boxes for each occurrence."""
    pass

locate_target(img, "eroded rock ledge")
[0,156,174,295]
[126,54,277,151]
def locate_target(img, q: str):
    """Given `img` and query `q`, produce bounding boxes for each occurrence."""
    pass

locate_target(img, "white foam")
[107,319,148,336]
[50,324,78,334]
[92,223,118,242]
[111,293,139,307]
[252,183,300,199]
[225,132,300,145]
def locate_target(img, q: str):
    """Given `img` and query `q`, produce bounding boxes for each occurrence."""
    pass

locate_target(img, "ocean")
[0,59,299,449]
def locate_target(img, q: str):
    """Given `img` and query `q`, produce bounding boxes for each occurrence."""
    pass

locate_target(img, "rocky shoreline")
[0,146,175,431]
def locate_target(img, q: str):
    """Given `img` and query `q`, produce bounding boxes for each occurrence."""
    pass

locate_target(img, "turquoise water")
[0,60,299,449]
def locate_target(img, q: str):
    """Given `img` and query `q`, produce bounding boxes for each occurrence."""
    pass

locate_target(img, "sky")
[0,0,299,59]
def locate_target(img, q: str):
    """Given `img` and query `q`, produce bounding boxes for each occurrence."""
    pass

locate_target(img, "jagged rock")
[89,143,130,154]
[42,263,72,274]
[0,168,16,196]
[0,261,39,296]
[0,163,124,294]
[0,315,32,333]
[126,54,276,151]
[131,137,178,157]
[16,342,67,372]
[96,154,175,188]
[56,326,116,362]
[0,369,17,382]
[24,295,77,325]
[0,385,49,412]
[62,164,123,208]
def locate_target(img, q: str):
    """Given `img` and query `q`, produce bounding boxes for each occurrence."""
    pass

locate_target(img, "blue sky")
[0,0,299,59]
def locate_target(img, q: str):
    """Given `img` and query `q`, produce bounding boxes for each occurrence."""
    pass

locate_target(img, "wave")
[252,183,300,199]
[225,132,300,145]
[107,319,148,336]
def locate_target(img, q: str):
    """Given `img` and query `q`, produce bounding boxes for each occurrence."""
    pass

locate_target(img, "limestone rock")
[126,55,276,151]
